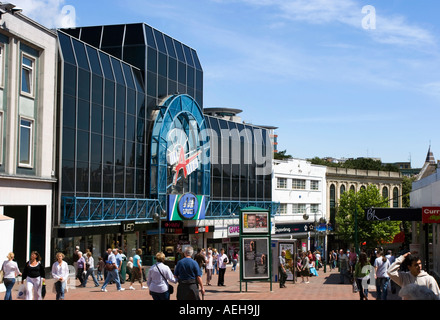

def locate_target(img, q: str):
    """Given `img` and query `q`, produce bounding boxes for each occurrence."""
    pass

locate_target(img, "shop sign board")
[167,193,206,221]
[422,207,440,223]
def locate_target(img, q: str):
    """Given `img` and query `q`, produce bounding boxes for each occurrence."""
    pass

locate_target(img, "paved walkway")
[1,266,401,301]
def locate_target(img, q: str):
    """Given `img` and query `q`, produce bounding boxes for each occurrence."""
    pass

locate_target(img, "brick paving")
[1,265,401,301]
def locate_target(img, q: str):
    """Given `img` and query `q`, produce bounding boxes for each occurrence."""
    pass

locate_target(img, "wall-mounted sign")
[422,207,440,223]
[121,221,135,233]
[228,225,240,237]
[365,207,421,221]
[168,193,206,221]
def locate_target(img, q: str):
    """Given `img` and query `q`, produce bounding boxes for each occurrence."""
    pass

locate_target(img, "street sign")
[422,207,440,223]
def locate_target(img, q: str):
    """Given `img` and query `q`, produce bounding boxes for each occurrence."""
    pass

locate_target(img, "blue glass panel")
[111,57,125,85]
[173,40,185,63]
[182,44,194,67]
[122,63,135,89]
[163,34,176,59]
[144,25,157,49]
[72,39,90,70]
[99,52,114,80]
[191,48,202,71]
[58,32,76,65]
[86,46,102,76]
[153,29,167,54]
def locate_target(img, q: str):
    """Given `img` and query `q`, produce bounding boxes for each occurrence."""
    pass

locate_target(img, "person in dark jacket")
[22,251,45,300]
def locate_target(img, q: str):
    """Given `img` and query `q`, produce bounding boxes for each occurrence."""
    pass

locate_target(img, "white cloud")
[238,0,436,49]
[13,0,76,28]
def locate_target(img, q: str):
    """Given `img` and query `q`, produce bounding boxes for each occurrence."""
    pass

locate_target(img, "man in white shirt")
[217,248,229,286]
[101,248,125,292]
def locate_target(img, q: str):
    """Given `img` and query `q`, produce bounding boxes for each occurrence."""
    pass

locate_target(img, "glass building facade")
[54,23,274,261]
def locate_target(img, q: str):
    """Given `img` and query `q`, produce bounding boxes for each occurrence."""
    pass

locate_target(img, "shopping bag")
[17,284,26,299]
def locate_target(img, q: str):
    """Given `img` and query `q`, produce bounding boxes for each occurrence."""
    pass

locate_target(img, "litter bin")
[120,257,127,283]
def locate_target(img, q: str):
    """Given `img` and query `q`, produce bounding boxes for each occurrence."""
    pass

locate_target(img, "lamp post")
[153,209,167,254]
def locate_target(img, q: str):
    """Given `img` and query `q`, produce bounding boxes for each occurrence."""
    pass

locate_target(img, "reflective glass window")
[62,160,75,192]
[91,75,103,105]
[187,66,194,88]
[91,134,102,164]
[86,46,102,76]
[104,80,115,108]
[115,138,125,165]
[63,63,77,96]
[178,62,186,84]
[127,89,136,115]
[164,34,176,58]
[122,63,135,89]
[144,25,157,49]
[116,85,125,112]
[168,57,177,81]
[90,163,102,192]
[126,115,135,141]
[72,39,90,70]
[111,57,125,85]
[182,44,194,67]
[103,136,114,165]
[62,127,75,161]
[77,99,90,131]
[153,29,167,54]
[147,71,157,96]
[77,69,90,101]
[91,104,102,134]
[102,25,124,47]
[99,52,114,80]
[124,24,145,45]
[115,111,125,139]
[191,48,202,71]
[147,47,157,72]
[132,69,144,93]
[158,53,167,77]
[76,130,89,162]
[63,94,76,128]
[104,107,114,137]
[58,32,76,65]
[173,40,185,63]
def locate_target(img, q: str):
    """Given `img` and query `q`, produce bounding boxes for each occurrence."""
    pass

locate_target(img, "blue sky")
[15,0,440,168]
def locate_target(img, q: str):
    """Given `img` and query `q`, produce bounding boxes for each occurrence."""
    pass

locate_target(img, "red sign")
[422,207,440,223]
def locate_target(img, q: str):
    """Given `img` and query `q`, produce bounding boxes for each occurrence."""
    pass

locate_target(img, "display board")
[239,206,272,291]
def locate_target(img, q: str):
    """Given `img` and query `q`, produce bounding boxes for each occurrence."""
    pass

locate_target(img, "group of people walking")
[341,247,440,300]
[1,245,233,301]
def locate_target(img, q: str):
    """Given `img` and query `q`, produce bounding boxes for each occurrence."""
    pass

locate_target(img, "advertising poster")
[242,212,269,234]
[242,237,269,279]
[279,243,295,281]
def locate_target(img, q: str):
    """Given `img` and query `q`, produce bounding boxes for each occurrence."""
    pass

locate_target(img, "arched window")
[330,184,336,209]
[382,186,388,200]
[350,185,355,193]
[393,187,399,207]
[340,184,346,195]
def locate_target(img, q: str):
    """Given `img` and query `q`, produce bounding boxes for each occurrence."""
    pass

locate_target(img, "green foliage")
[335,185,401,248]
[308,157,399,172]
[274,150,293,160]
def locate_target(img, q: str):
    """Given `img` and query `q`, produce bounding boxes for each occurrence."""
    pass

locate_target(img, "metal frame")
[62,196,161,223]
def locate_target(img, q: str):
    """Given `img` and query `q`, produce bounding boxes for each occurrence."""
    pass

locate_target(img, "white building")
[272,158,327,251]
[0,7,57,271]
[410,167,440,279]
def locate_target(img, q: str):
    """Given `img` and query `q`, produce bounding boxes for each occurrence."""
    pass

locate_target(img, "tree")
[336,185,401,249]
[274,150,293,160]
